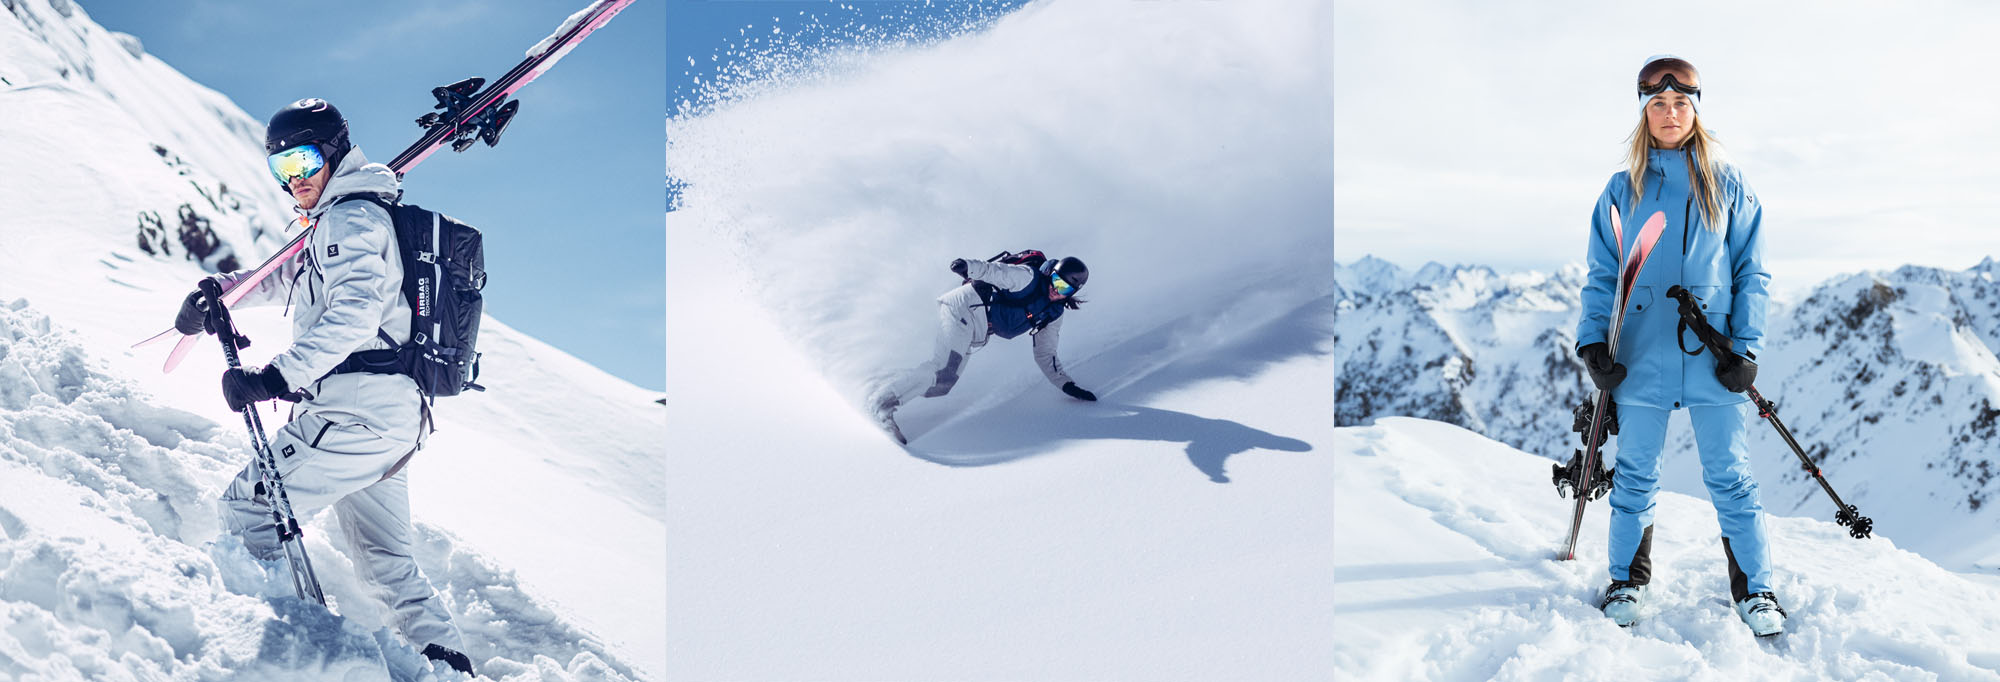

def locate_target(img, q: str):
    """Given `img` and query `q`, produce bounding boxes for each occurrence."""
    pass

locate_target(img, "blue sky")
[82,0,665,391]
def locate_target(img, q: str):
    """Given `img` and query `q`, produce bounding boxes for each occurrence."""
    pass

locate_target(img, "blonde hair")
[1625,109,1727,232]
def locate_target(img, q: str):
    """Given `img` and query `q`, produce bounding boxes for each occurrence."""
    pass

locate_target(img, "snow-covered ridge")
[2,0,662,677]
[1335,418,2000,681]
[1337,255,2000,574]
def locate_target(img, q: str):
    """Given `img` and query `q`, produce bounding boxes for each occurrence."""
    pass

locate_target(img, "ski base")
[880,415,908,445]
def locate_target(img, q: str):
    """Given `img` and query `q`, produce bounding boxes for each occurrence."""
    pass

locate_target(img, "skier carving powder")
[1575,56,1787,637]
[173,99,475,674]
[871,254,1098,443]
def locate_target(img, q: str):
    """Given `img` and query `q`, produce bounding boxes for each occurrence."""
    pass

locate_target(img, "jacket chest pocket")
[1687,285,1731,314]
[1626,285,1655,314]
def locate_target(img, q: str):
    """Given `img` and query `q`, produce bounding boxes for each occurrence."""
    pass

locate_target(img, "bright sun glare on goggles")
[1051,271,1078,297]
[267,143,326,185]
[1637,57,1701,99]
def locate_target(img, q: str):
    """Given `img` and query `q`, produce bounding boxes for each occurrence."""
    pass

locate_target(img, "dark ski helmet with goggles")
[1637,55,1700,111]
[1050,256,1088,297]
[264,98,351,190]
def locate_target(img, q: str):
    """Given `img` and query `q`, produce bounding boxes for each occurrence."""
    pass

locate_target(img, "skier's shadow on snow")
[901,295,1329,481]
[909,402,1311,482]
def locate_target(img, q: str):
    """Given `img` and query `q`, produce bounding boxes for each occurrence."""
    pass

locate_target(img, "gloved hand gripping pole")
[1664,284,1874,539]
[201,279,328,603]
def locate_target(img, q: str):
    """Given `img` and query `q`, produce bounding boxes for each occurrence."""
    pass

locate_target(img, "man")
[871,254,1099,443]
[174,98,473,675]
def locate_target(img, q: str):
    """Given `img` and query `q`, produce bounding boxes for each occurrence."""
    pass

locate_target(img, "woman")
[1574,55,1784,636]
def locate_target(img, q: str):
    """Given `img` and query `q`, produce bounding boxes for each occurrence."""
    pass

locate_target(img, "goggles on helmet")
[268,143,326,185]
[1637,57,1701,99]
[1050,271,1079,297]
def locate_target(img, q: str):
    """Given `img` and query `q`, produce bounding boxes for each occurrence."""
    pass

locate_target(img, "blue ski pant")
[1608,402,1773,596]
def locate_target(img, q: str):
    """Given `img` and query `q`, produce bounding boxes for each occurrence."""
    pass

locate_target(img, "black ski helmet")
[1053,256,1088,292]
[264,98,351,183]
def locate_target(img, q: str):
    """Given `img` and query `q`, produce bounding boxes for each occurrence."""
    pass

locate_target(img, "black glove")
[1715,352,1757,393]
[1061,381,1097,401]
[950,258,969,279]
[174,289,214,335]
[221,365,298,412]
[1578,342,1626,392]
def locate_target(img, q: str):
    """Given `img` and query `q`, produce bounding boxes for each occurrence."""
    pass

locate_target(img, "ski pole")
[201,279,327,604]
[1663,285,1874,539]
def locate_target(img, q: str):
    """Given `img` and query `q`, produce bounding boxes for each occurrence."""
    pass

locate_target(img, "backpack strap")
[330,191,399,210]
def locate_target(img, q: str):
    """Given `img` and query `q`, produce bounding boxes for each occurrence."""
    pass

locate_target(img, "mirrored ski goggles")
[267,143,326,185]
[1050,271,1079,297]
[1637,58,1701,99]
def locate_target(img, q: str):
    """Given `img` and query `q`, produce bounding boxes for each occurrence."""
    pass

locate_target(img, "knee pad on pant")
[923,351,965,398]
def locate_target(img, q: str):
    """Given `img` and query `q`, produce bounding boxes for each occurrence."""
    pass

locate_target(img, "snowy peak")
[1334,254,1405,297]
[1336,256,1596,458]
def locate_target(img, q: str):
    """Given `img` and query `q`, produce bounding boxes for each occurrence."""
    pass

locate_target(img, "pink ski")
[1560,207,1667,561]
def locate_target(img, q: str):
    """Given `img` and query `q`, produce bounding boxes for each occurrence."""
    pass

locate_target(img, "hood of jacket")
[300,147,399,220]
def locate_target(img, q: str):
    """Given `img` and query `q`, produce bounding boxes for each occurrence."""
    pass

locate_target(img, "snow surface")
[1336,418,2000,681]
[1337,256,2000,581]
[664,0,1334,678]
[2,0,661,678]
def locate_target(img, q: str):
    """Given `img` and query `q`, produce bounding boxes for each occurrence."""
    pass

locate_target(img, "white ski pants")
[219,410,464,653]
[886,301,984,403]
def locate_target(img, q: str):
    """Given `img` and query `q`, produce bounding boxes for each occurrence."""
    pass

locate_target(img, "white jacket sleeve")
[962,259,1036,293]
[1032,314,1074,388]
[269,202,398,390]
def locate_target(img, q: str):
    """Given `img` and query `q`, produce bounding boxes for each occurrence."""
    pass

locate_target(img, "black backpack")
[329,193,485,397]
[968,250,1047,299]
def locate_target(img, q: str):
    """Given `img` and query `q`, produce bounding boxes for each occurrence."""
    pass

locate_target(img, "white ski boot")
[1601,582,1646,627]
[869,389,908,445]
[1735,592,1787,637]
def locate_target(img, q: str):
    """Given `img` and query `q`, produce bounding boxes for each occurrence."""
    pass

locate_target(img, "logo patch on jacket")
[281,444,296,459]
[327,244,340,258]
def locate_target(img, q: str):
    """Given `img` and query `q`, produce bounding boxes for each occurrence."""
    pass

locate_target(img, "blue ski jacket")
[1576,147,1769,409]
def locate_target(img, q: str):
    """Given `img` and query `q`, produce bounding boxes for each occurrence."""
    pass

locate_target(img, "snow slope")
[1,0,660,677]
[663,2,1333,676]
[1336,256,2000,578]
[665,221,1333,681]
[1336,418,2000,681]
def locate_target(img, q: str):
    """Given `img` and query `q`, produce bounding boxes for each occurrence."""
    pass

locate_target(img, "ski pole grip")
[198,278,249,360]
[1665,285,1736,357]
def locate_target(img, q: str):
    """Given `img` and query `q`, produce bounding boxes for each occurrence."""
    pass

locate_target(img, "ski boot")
[1734,592,1787,637]
[1600,581,1646,627]
[422,643,475,676]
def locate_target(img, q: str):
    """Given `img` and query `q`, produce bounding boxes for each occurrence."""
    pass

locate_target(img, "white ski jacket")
[220,148,423,439]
